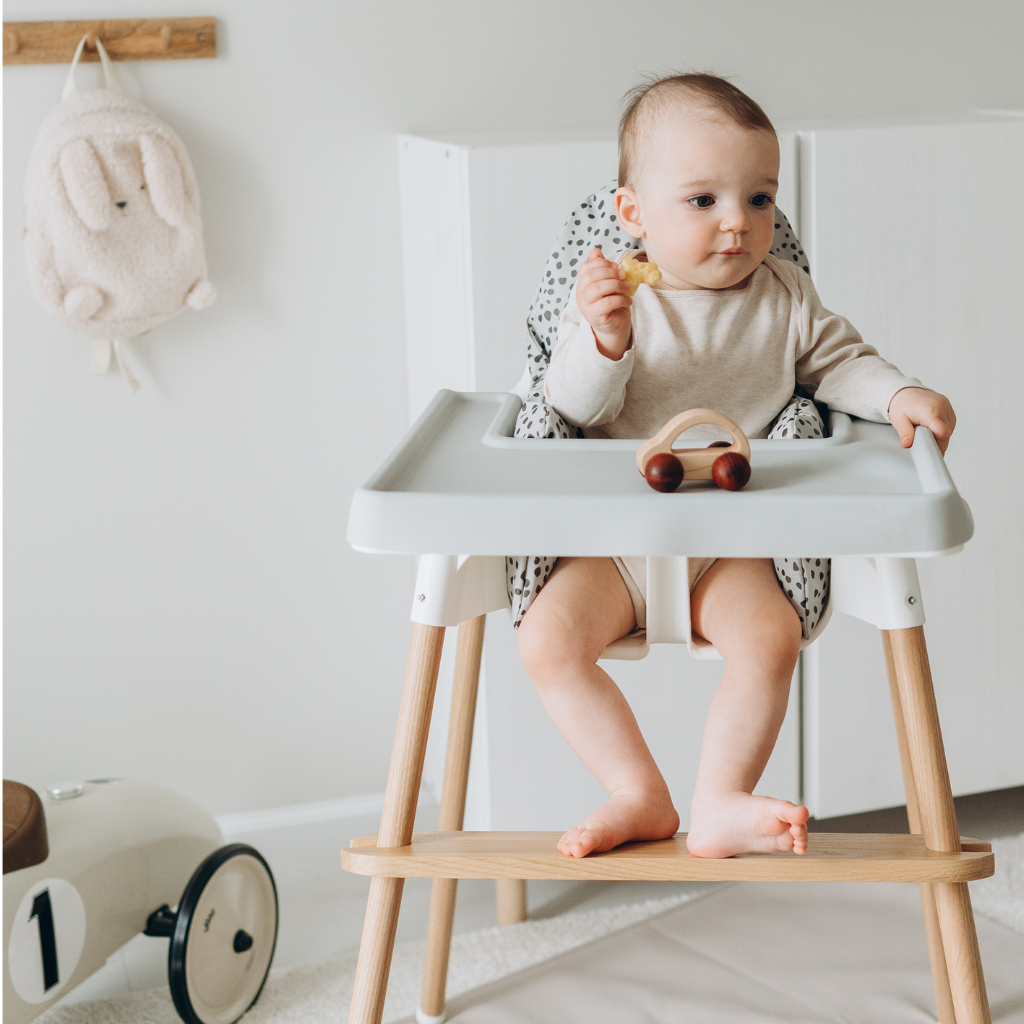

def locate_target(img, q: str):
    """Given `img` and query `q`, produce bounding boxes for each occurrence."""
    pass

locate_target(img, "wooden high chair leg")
[883,633,956,1024]
[496,878,528,925]
[419,615,486,1023]
[885,627,991,1024]
[349,624,447,1024]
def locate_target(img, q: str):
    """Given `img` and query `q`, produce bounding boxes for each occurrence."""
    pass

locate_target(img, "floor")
[436,878,1024,1024]
[63,783,1023,1007]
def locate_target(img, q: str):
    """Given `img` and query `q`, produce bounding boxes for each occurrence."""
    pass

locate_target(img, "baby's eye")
[687,195,715,210]
[749,193,773,208]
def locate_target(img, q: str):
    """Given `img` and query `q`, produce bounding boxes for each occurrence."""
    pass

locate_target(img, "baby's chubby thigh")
[690,557,802,670]
[516,557,636,681]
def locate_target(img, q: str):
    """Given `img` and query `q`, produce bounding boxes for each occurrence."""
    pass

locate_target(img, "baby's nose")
[116,201,127,209]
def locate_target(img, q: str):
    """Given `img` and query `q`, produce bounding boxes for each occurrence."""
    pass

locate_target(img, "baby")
[517,73,956,860]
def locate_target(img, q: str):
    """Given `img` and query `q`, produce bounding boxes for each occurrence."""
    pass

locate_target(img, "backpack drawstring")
[91,338,140,393]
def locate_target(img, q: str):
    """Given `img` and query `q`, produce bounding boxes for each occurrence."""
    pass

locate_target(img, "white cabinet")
[799,117,1024,816]
[401,132,800,831]
[400,118,1023,831]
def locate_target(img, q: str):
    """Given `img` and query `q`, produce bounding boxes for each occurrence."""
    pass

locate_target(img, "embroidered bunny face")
[60,135,185,232]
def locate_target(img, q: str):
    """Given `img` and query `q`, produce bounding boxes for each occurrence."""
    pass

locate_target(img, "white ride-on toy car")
[3,778,278,1024]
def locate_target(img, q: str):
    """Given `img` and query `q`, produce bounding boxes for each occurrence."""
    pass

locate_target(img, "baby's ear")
[614,187,644,239]
[140,134,184,226]
[59,139,112,231]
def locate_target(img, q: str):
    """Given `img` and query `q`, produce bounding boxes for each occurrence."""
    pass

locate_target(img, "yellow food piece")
[620,253,662,296]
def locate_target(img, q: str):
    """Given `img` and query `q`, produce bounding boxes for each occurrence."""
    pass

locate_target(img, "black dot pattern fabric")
[506,181,829,640]
[766,398,831,641]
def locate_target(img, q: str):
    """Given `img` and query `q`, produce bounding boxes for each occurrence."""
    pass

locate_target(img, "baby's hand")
[576,248,632,360]
[888,387,956,455]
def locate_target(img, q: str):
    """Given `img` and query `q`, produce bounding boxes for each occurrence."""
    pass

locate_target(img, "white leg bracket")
[831,556,926,630]
[411,554,509,627]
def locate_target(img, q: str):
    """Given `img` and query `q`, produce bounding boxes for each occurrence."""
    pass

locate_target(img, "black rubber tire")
[167,843,278,1024]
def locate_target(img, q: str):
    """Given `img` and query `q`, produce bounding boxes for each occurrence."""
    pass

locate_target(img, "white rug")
[38,892,700,1024]
[970,831,1024,934]
[38,833,1024,1024]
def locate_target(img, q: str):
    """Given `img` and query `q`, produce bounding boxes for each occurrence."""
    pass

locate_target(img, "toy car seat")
[3,782,49,876]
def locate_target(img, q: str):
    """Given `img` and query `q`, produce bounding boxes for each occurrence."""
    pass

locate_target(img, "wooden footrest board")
[342,832,994,883]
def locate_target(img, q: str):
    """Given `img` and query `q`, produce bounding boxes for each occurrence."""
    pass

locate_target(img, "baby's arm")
[544,249,636,427]
[792,274,956,452]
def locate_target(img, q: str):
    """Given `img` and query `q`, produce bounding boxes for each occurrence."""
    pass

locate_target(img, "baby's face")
[616,112,779,290]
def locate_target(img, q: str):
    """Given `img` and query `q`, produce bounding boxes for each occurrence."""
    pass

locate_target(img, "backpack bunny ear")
[59,139,111,231]
[140,134,184,226]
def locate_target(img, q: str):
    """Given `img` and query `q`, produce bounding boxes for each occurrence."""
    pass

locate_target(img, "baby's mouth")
[718,248,746,256]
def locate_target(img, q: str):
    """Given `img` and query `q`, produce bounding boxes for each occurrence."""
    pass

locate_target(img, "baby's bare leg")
[518,557,679,857]
[686,558,809,858]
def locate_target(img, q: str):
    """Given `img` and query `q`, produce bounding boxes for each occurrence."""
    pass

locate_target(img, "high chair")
[342,388,992,1024]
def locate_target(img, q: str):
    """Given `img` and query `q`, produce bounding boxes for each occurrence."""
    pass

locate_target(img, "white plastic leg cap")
[416,1008,446,1024]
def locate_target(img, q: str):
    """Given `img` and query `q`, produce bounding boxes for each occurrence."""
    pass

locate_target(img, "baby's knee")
[742,602,802,672]
[517,605,588,682]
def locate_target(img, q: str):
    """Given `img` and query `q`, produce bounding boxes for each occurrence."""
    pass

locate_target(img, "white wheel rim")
[183,853,277,1024]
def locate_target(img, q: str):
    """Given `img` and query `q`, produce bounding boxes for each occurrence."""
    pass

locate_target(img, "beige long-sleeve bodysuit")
[544,252,922,628]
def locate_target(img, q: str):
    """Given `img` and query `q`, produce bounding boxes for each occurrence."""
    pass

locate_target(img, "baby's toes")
[557,828,583,855]
[558,827,591,858]
[771,829,795,852]
[562,825,607,858]
[791,823,808,855]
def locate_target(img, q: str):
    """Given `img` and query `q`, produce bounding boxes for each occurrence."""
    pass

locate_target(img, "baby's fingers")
[579,259,625,287]
[922,409,955,454]
[586,292,632,321]
[581,274,629,301]
[890,407,915,450]
[891,406,954,455]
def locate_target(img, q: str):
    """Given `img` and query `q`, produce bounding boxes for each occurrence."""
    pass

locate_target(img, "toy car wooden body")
[636,409,752,491]
[3,779,277,1024]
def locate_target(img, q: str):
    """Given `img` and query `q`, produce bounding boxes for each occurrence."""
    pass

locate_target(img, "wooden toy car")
[636,409,752,492]
[3,778,278,1024]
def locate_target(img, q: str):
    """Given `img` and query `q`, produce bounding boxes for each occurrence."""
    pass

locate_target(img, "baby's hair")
[618,72,776,189]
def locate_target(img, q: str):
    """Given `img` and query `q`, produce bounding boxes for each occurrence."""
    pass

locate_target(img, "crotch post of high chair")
[833,556,991,1024]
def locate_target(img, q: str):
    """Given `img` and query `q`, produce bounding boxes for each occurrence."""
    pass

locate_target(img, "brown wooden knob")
[711,452,751,491]
[644,452,683,492]
[707,440,732,448]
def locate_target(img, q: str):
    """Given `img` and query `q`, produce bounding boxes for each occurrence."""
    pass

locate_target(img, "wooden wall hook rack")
[2,18,217,65]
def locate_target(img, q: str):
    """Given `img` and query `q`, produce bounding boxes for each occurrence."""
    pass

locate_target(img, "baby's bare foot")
[686,792,809,859]
[557,787,679,858]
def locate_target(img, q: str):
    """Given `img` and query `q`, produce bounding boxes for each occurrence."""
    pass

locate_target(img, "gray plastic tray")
[348,391,973,558]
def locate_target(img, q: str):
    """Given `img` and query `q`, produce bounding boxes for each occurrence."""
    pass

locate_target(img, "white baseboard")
[217,791,387,837]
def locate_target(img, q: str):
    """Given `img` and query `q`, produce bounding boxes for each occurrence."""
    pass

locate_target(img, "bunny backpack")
[23,37,215,391]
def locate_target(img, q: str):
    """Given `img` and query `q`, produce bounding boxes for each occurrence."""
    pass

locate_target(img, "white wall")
[4,0,1023,816]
